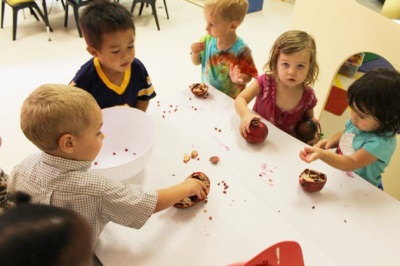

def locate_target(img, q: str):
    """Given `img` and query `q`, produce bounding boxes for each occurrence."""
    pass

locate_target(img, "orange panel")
[324,85,348,116]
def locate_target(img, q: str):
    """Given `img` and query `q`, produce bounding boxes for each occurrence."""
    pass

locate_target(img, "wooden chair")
[1,0,51,40]
[130,0,169,31]
[64,0,90,37]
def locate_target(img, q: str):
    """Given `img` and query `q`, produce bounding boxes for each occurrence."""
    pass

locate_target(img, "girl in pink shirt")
[235,30,320,144]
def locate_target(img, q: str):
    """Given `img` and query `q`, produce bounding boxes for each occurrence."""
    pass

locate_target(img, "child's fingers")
[299,149,308,161]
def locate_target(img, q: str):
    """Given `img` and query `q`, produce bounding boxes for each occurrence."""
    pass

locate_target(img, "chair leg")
[1,1,5,29]
[73,5,82,37]
[138,2,144,16]
[29,7,40,21]
[163,0,169,19]
[130,0,137,13]
[32,4,50,27]
[12,8,18,40]
[64,3,69,27]
[59,0,65,9]
[150,2,160,31]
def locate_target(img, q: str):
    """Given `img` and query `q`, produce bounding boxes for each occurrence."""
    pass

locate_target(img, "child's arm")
[314,131,342,150]
[135,100,150,112]
[234,80,262,137]
[190,42,204,66]
[154,178,208,213]
[229,64,253,84]
[299,145,378,172]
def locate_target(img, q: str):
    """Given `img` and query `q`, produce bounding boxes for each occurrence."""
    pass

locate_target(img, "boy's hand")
[191,42,205,55]
[182,178,208,200]
[229,64,244,83]
[240,114,261,137]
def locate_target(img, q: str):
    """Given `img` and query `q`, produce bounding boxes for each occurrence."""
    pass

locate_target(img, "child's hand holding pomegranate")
[239,113,262,137]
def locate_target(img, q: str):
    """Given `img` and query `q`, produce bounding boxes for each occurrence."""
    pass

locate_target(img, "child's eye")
[128,45,134,49]
[112,50,120,54]
[297,64,305,69]
[97,131,103,136]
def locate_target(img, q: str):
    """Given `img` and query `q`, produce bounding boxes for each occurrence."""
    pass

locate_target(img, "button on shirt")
[9,152,158,247]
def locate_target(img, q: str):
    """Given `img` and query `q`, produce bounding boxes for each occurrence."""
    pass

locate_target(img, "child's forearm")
[234,96,251,118]
[191,52,201,65]
[154,185,189,213]
[318,150,357,171]
[327,131,343,149]
[135,100,150,112]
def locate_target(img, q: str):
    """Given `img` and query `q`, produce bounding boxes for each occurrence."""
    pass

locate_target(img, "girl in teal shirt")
[299,68,400,188]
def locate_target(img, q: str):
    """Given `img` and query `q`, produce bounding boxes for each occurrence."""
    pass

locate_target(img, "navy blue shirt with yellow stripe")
[71,57,156,109]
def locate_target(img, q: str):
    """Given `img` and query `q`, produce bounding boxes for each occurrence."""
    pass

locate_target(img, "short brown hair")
[80,0,135,49]
[204,0,248,23]
[21,84,99,152]
[264,30,319,86]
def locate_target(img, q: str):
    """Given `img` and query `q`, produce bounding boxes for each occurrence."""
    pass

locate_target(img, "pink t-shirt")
[252,74,317,137]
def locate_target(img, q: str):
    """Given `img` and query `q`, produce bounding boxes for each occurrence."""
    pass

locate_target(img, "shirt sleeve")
[134,60,156,102]
[102,178,158,229]
[363,135,396,164]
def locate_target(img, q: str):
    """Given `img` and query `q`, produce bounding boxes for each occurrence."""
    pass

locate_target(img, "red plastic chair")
[228,241,305,266]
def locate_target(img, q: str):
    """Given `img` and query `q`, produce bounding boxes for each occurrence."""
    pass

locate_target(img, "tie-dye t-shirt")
[200,34,258,99]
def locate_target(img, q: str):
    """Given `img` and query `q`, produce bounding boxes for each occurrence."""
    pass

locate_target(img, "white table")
[95,85,400,266]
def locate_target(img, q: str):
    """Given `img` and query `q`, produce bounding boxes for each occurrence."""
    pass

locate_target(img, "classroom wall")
[290,0,400,200]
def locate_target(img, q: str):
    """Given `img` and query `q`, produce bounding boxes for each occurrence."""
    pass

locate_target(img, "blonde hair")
[264,30,319,86]
[204,0,248,23]
[21,84,99,152]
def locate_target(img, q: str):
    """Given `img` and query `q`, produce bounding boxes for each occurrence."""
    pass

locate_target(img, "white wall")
[290,0,400,200]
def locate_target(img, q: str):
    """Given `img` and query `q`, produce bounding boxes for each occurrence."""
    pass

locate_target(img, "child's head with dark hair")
[0,192,93,266]
[347,68,400,135]
[80,0,135,49]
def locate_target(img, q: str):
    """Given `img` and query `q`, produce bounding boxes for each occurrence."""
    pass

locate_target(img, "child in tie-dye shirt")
[190,0,258,99]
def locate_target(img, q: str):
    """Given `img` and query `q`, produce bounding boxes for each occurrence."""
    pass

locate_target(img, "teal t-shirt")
[339,119,396,187]
[200,34,258,99]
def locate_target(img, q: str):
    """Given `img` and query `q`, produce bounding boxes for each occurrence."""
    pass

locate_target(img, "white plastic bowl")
[90,106,156,181]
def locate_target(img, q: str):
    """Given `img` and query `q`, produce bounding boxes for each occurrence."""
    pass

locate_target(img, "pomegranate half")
[299,169,327,193]
[173,172,210,208]
[244,119,268,144]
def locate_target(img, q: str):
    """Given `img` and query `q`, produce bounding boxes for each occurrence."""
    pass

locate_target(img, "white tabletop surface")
[95,85,400,266]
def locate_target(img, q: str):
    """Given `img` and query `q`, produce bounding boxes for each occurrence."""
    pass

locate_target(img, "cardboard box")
[247,0,264,13]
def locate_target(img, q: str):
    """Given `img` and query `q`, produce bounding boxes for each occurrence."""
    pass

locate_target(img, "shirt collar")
[41,152,92,172]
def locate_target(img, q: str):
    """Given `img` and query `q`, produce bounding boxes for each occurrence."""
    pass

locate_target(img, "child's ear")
[59,134,75,154]
[87,46,99,57]
[230,21,240,31]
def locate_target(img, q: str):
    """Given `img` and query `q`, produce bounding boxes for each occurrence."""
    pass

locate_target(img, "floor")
[0,0,383,173]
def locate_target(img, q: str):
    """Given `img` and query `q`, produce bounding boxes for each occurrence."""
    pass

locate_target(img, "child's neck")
[101,64,125,86]
[275,80,304,111]
[216,32,238,51]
